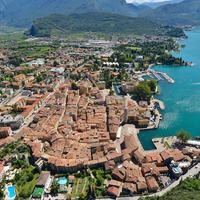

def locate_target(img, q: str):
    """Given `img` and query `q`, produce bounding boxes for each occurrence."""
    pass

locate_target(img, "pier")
[147,69,175,84]
[151,70,163,81]
[157,72,175,83]
[146,71,156,79]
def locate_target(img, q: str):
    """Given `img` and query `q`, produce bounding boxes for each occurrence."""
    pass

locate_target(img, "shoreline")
[138,32,195,150]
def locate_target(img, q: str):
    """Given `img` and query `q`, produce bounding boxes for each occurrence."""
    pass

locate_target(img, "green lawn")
[126,46,142,51]
[32,187,44,198]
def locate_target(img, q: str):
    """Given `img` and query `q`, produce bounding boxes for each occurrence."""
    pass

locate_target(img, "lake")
[139,27,200,150]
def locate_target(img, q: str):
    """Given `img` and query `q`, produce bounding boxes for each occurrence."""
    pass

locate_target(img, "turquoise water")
[7,185,16,199]
[139,27,200,150]
[57,177,67,185]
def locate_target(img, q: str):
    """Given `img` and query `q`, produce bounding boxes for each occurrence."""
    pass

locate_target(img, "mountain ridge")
[141,0,184,9]
[0,0,149,27]
[26,12,185,38]
[144,0,200,26]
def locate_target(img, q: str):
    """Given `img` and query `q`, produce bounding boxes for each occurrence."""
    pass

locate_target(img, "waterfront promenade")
[139,98,164,131]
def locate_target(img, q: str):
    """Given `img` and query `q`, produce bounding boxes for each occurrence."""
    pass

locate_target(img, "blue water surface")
[7,185,16,199]
[139,27,200,150]
[57,177,68,185]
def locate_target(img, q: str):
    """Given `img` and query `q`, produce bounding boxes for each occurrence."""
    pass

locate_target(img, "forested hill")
[1,0,200,28]
[26,13,185,38]
[144,0,200,26]
[0,0,150,27]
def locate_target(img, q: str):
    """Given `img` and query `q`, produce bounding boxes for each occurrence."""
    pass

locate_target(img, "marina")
[147,69,175,83]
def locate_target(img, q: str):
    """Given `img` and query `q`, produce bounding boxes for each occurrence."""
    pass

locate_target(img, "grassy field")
[0,32,26,48]
[0,25,23,35]
[0,32,60,66]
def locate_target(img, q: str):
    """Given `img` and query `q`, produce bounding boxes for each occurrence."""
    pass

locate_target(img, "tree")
[51,181,59,196]
[100,70,113,89]
[176,130,191,143]
[9,57,23,67]
[117,69,128,81]
[11,159,28,169]
[71,82,78,90]
[0,188,4,200]
[132,82,151,102]
[36,75,44,83]
[147,80,157,93]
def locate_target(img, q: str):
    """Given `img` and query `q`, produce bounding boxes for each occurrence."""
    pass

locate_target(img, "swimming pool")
[7,185,16,200]
[57,177,67,185]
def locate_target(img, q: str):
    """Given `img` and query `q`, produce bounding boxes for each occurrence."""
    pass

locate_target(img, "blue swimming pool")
[7,185,16,200]
[57,177,67,185]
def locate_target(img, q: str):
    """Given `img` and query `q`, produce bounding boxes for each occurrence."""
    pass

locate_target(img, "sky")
[126,0,172,3]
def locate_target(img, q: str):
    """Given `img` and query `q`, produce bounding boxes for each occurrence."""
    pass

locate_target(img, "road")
[99,163,200,200]
[13,90,56,139]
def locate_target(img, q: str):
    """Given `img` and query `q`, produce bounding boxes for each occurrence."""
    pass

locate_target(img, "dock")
[148,69,175,84]
[157,72,175,83]
[151,70,163,81]
[146,71,155,79]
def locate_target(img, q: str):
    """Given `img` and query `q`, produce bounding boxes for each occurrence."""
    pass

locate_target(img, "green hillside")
[0,0,149,27]
[26,12,185,37]
[144,0,200,26]
[141,177,200,200]
[1,0,199,28]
